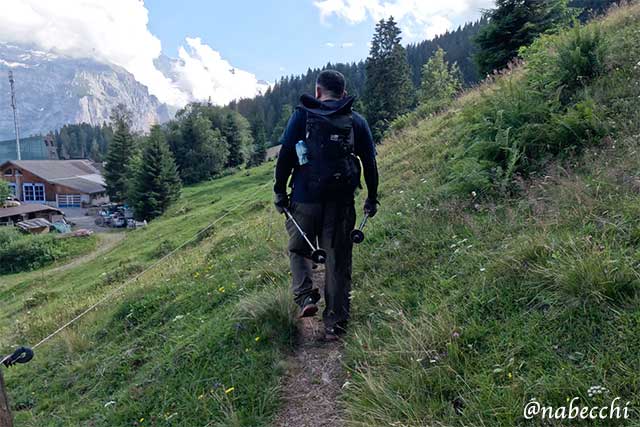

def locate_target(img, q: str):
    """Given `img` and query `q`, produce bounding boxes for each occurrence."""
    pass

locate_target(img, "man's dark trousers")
[286,200,356,329]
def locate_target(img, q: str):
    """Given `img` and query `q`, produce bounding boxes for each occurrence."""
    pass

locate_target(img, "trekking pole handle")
[283,208,317,251]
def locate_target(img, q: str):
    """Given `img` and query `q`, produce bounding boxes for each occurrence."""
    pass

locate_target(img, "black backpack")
[297,96,362,199]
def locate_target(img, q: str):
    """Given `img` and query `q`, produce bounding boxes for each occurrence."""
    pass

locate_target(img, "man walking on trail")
[273,70,379,341]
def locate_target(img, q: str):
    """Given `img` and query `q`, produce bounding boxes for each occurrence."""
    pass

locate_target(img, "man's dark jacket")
[274,95,378,203]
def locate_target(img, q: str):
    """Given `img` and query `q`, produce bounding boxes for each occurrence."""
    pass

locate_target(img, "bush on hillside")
[0,230,96,274]
[0,234,64,274]
[444,22,608,195]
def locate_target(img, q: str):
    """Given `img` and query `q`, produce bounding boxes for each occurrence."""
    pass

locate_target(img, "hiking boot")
[299,296,318,318]
[323,326,343,342]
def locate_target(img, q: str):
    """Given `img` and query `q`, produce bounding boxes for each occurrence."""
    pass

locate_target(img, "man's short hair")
[316,70,346,98]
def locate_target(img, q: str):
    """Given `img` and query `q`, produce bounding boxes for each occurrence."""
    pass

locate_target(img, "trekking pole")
[283,208,327,264]
[350,213,370,244]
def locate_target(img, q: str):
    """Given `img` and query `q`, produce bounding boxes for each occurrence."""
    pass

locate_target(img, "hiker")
[273,70,379,341]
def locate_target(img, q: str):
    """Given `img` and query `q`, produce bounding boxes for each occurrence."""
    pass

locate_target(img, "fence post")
[0,370,13,427]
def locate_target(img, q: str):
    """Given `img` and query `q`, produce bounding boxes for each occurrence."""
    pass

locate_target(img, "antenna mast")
[8,70,22,161]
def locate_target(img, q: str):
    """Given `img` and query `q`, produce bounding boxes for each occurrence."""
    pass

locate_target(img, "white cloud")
[314,0,493,41]
[0,0,264,107]
[174,37,266,106]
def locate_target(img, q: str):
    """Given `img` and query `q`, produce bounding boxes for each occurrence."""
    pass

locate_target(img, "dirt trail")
[47,232,125,275]
[274,268,346,427]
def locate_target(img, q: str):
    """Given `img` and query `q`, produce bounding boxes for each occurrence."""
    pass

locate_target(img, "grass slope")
[2,4,640,426]
[343,5,640,426]
[1,167,298,426]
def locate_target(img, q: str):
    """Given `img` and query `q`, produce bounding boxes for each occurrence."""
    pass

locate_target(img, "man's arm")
[274,109,305,196]
[354,115,379,204]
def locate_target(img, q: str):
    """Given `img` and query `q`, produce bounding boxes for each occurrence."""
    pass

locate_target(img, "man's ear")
[342,90,348,99]
[316,86,322,99]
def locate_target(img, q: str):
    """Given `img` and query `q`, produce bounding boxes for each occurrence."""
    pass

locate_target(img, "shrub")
[0,234,64,274]
[0,227,21,247]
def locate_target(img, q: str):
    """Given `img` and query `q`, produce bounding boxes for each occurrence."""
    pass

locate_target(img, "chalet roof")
[0,204,63,219]
[1,160,106,194]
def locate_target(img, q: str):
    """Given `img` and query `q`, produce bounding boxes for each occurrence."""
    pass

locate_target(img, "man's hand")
[274,193,289,214]
[364,198,379,218]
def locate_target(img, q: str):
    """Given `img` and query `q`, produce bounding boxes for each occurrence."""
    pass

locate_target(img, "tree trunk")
[0,370,12,427]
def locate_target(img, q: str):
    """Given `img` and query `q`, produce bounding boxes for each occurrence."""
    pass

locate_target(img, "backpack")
[297,97,362,199]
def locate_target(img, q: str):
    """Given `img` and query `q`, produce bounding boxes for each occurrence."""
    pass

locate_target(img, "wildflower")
[471,191,477,198]
[225,387,235,394]
[508,372,513,379]
[139,418,145,423]
[480,268,486,272]
[198,394,205,400]
[172,315,184,322]
[104,401,116,408]
[218,286,225,293]
[255,336,261,342]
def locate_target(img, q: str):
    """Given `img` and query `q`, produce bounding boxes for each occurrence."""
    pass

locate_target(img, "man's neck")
[319,96,340,102]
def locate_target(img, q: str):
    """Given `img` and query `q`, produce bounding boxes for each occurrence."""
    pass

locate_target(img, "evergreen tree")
[249,118,268,167]
[364,17,414,141]
[475,0,573,76]
[104,105,135,203]
[271,104,294,144]
[420,48,463,110]
[223,112,245,168]
[129,126,182,221]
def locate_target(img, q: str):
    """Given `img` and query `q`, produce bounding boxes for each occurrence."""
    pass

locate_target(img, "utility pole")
[8,71,21,161]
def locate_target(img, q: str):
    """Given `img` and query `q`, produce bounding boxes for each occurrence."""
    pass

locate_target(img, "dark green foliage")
[365,17,414,141]
[223,112,245,168]
[249,118,268,167]
[407,19,487,86]
[572,0,620,20]
[165,103,253,184]
[444,20,608,195]
[475,0,574,76]
[419,48,463,112]
[0,231,95,274]
[129,126,182,221]
[53,123,113,162]
[104,105,135,203]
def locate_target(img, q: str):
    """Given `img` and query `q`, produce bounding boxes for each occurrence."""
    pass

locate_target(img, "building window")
[8,183,16,196]
[23,183,45,202]
[3,168,12,176]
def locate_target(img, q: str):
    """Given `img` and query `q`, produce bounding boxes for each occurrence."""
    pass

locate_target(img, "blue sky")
[2,0,492,106]
[147,0,491,83]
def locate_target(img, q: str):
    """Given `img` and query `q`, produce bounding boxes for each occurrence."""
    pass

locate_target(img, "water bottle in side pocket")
[296,140,309,165]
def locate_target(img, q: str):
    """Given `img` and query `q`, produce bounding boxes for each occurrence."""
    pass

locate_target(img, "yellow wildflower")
[225,387,235,394]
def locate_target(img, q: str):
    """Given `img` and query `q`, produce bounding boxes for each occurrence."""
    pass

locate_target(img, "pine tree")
[475,0,573,76]
[364,17,414,142]
[223,112,244,168]
[130,126,182,221]
[249,118,268,167]
[419,48,463,110]
[104,105,135,203]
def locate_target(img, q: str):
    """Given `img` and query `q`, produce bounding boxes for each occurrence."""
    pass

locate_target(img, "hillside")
[0,43,171,140]
[2,3,640,426]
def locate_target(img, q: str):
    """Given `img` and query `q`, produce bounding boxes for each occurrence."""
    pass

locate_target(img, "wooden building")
[0,160,107,208]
